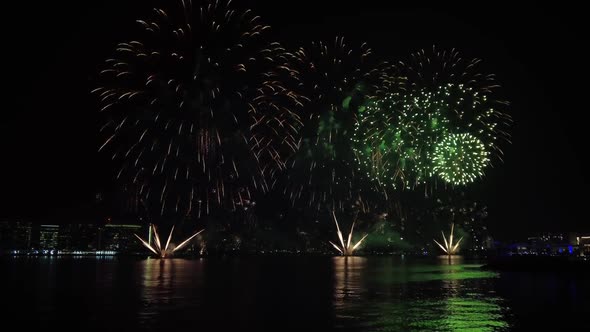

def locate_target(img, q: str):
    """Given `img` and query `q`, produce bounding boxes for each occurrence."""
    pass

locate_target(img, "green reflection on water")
[370,296,508,332]
[408,298,506,331]
[333,257,509,331]
[370,262,499,284]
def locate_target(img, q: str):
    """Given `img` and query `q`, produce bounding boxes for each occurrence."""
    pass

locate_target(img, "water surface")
[3,256,588,331]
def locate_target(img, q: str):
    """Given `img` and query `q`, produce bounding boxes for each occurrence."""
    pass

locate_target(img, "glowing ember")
[134,224,203,258]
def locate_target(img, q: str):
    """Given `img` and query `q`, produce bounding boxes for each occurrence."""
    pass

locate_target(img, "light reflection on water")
[333,256,367,307]
[6,256,588,330]
[137,258,206,328]
[333,256,510,331]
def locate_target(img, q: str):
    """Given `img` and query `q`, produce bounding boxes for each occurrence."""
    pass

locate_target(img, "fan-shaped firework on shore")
[134,224,203,258]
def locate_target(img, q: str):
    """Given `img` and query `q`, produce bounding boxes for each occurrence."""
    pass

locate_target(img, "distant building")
[58,224,74,250]
[1,221,149,254]
[507,232,575,256]
[121,185,141,215]
[58,224,100,251]
[576,235,590,256]
[100,224,143,252]
[78,224,100,250]
[0,221,33,250]
[39,225,59,249]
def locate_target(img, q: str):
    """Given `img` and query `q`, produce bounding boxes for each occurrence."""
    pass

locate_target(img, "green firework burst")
[353,83,500,190]
[352,90,447,189]
[433,133,490,185]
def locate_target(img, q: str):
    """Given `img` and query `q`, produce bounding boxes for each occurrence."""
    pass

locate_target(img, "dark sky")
[2,1,588,239]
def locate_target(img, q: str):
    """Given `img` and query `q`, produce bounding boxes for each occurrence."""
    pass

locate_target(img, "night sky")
[2,1,588,239]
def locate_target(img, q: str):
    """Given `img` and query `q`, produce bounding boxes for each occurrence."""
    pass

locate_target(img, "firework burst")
[396,46,512,148]
[433,133,489,186]
[94,0,304,217]
[284,37,397,213]
[353,47,510,191]
[352,88,449,190]
[397,47,495,92]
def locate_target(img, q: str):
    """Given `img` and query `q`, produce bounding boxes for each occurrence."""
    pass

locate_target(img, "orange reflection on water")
[333,256,367,307]
[139,258,205,304]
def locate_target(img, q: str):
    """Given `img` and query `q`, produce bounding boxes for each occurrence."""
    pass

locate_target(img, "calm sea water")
[2,256,588,331]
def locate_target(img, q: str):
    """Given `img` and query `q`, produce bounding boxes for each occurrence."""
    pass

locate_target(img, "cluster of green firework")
[352,83,504,189]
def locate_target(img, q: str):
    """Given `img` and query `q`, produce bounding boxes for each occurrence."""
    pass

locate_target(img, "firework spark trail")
[283,37,400,213]
[396,46,512,143]
[95,0,304,217]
